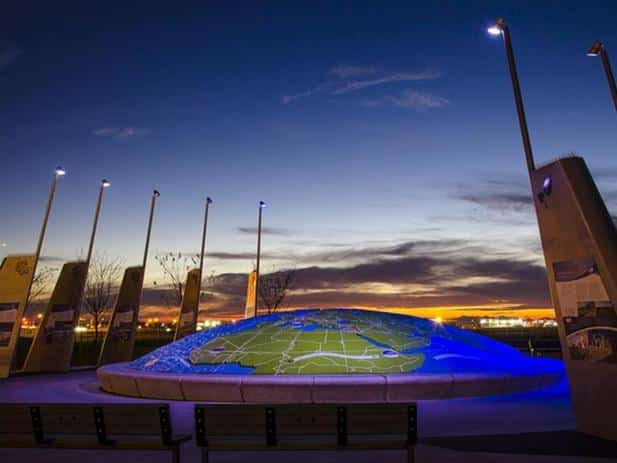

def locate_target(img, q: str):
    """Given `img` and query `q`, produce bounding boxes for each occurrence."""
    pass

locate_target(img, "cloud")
[93,127,151,140]
[361,90,450,110]
[329,65,379,79]
[281,65,442,105]
[451,177,533,213]
[207,251,259,260]
[165,237,550,318]
[0,43,22,70]
[331,69,441,95]
[282,84,329,104]
[454,192,532,212]
[236,226,293,236]
[198,252,550,319]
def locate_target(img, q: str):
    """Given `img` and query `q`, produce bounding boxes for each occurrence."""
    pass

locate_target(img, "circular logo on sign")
[16,260,31,276]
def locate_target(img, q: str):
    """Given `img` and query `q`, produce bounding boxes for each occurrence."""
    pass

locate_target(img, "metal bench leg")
[170,445,180,463]
[407,445,415,463]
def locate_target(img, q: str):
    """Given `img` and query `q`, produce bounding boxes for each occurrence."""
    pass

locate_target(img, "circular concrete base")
[97,362,564,402]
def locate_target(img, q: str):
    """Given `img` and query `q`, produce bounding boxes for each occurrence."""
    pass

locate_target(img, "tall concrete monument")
[531,156,617,441]
[489,17,617,440]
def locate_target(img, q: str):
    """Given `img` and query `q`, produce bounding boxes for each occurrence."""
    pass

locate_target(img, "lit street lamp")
[587,41,617,113]
[24,166,66,306]
[488,17,536,175]
[254,201,266,315]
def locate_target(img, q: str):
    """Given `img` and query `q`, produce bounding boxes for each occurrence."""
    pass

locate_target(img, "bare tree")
[258,268,296,314]
[28,265,58,305]
[83,254,123,342]
[154,252,198,307]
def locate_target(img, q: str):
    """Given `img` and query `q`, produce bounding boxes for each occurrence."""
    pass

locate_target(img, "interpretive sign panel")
[0,256,35,377]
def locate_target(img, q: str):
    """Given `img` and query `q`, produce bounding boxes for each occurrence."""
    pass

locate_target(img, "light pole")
[488,17,536,175]
[197,197,212,303]
[254,201,266,315]
[78,179,110,324]
[85,179,110,266]
[24,166,66,306]
[587,41,617,113]
[142,190,160,269]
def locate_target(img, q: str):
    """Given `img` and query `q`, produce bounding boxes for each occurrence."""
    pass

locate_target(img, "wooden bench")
[195,403,417,462]
[0,403,190,462]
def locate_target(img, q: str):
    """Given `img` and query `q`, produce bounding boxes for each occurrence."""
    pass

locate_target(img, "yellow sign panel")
[22,261,88,373]
[174,268,201,340]
[244,270,257,319]
[98,266,145,366]
[0,256,36,378]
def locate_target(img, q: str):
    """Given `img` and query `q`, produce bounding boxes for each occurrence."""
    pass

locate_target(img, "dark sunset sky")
[2,1,617,320]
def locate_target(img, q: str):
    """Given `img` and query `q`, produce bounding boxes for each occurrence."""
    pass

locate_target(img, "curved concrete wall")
[97,362,563,402]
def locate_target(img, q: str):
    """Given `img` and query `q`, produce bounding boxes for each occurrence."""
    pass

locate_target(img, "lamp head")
[101,179,111,188]
[259,201,267,208]
[206,196,213,204]
[587,40,603,57]
[487,17,507,36]
[153,189,160,198]
[54,166,66,176]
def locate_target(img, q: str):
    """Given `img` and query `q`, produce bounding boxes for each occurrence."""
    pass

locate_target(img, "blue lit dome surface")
[130,308,563,377]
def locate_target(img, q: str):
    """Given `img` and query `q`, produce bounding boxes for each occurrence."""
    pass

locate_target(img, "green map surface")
[189,310,428,374]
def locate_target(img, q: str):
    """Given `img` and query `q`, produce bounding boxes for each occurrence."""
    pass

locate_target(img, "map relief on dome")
[189,310,428,374]
[130,309,557,376]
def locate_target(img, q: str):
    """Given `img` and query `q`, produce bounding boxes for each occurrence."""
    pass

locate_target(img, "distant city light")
[74,326,87,333]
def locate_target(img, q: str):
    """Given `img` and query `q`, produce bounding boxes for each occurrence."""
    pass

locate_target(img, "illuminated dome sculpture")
[97,309,564,401]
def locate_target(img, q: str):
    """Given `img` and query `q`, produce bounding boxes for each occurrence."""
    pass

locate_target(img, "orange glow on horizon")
[136,303,556,323]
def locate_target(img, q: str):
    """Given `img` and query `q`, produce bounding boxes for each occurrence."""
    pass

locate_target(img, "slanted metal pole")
[24,168,64,309]
[142,190,160,269]
[498,18,536,175]
[197,197,212,306]
[254,201,265,315]
[599,47,617,112]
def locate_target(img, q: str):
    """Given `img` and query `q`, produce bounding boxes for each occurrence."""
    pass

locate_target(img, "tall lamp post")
[78,179,110,318]
[488,17,536,175]
[85,179,111,266]
[142,190,160,269]
[254,201,266,315]
[24,166,66,306]
[197,197,213,304]
[587,41,617,113]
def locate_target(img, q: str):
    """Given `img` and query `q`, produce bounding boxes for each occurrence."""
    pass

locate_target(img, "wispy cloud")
[93,127,151,140]
[451,178,533,213]
[236,226,293,236]
[282,64,443,106]
[0,42,22,70]
[329,65,380,79]
[361,90,449,111]
[281,84,327,104]
[332,69,440,95]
